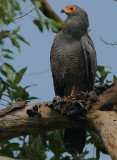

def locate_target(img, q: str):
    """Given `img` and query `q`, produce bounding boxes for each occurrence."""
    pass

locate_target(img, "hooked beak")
[61,9,65,13]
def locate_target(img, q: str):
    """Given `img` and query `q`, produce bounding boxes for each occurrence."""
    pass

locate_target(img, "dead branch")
[13,7,36,20]
[100,37,117,46]
[0,83,117,159]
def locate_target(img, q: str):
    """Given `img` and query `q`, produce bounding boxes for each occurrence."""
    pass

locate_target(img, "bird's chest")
[53,40,84,71]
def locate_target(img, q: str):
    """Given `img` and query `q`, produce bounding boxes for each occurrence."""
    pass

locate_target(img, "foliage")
[0,0,37,101]
[96,65,117,84]
[33,8,63,33]
[32,0,63,33]
[0,0,116,160]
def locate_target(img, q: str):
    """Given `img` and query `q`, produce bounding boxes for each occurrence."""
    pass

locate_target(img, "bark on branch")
[0,83,117,159]
[86,83,117,160]
[31,0,64,25]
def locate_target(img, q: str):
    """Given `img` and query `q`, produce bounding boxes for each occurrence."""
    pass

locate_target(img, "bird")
[50,5,97,154]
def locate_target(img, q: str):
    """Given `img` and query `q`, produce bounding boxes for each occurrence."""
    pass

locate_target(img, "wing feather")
[81,35,97,89]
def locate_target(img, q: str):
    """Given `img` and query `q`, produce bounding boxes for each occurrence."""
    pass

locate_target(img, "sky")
[5,0,117,159]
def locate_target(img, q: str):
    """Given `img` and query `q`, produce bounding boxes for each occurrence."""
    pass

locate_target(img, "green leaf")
[24,84,37,89]
[96,147,100,160]
[8,85,30,100]
[0,79,11,89]
[96,65,113,84]
[0,78,4,98]
[33,19,43,32]
[47,19,63,33]
[97,66,105,72]
[13,26,20,34]
[14,67,27,84]
[29,96,39,100]
[60,156,71,160]
[1,69,7,77]
[113,75,117,82]
[0,30,10,39]
[4,63,16,72]
[4,63,15,82]
[87,130,102,159]
[7,89,15,100]
[47,130,65,158]
[2,49,14,54]
[31,0,42,9]
[87,158,97,160]
[45,20,50,30]
[12,1,20,11]
[8,33,20,51]
[16,34,30,45]
[4,54,14,60]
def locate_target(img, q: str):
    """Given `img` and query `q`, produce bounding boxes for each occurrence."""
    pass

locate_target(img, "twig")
[24,69,49,76]
[1,98,11,103]
[13,7,36,20]
[100,37,117,46]
[0,103,7,107]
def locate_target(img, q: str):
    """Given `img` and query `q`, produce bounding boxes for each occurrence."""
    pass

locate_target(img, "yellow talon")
[64,96,70,99]
[71,87,75,97]
[63,86,75,99]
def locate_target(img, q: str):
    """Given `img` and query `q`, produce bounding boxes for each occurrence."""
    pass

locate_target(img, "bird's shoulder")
[51,31,82,55]
[80,35,96,54]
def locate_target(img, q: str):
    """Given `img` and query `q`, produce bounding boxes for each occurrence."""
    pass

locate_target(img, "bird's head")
[60,5,89,37]
[61,5,86,17]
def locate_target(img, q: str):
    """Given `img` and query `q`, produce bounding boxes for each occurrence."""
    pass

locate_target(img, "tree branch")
[87,83,117,160]
[31,0,64,25]
[0,100,85,141]
[0,83,117,159]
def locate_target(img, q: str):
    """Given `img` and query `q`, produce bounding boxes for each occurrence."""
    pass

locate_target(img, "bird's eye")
[70,7,73,10]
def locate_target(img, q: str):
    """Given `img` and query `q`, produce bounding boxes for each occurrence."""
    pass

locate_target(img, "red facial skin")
[63,6,77,14]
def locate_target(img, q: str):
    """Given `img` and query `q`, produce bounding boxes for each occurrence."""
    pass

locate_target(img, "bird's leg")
[71,87,75,97]
[64,86,75,99]
[63,95,70,99]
